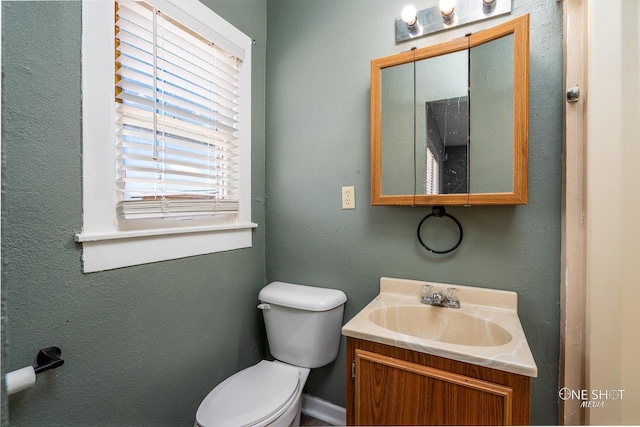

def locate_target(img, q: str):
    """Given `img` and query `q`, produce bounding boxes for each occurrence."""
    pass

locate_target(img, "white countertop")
[341,277,538,377]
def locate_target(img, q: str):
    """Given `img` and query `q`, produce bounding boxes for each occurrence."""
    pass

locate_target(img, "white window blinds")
[115,0,241,220]
[426,148,439,194]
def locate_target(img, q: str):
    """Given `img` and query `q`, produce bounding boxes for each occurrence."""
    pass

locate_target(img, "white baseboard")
[301,393,346,426]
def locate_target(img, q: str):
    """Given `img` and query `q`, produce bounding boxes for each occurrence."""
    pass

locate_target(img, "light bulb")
[401,4,417,26]
[483,0,497,13]
[439,0,455,16]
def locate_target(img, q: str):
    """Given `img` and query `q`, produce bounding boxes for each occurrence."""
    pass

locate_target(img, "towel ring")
[416,206,463,254]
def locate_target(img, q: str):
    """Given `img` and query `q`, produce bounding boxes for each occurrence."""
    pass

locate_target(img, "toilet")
[195,281,347,427]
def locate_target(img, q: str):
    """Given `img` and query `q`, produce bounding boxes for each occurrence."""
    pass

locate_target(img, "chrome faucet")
[421,285,460,309]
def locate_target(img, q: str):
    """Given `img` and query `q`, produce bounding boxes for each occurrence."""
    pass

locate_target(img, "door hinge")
[351,359,356,378]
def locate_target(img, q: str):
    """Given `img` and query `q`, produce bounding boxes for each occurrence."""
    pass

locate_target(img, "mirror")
[371,14,529,206]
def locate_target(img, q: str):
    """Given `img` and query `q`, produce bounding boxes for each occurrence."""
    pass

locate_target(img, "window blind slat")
[116,178,236,192]
[116,56,239,112]
[119,150,237,175]
[155,48,239,99]
[154,27,240,86]
[119,128,238,156]
[116,199,239,220]
[116,104,238,147]
[117,92,238,136]
[117,35,240,103]
[119,153,238,176]
[116,10,240,87]
[118,129,238,159]
[115,0,241,220]
[117,165,236,183]
[117,78,237,129]
[117,66,238,117]
[116,41,240,114]
[116,0,153,29]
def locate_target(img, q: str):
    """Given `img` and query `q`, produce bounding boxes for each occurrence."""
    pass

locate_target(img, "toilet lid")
[195,361,300,427]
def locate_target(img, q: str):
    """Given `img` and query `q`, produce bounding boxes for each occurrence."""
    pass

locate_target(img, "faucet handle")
[445,287,460,308]
[421,284,433,303]
[422,284,433,298]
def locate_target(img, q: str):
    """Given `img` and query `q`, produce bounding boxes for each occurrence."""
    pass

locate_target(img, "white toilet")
[195,281,347,427]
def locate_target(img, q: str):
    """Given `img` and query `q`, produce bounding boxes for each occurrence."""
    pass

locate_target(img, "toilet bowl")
[195,361,310,427]
[195,281,347,427]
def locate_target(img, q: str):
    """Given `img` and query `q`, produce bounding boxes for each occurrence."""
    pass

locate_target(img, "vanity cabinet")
[346,337,531,426]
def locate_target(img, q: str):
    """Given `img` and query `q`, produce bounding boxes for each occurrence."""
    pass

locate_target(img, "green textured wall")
[265,1,562,425]
[1,0,267,425]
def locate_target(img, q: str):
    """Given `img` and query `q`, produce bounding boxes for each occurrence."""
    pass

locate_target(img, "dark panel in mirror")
[426,96,468,194]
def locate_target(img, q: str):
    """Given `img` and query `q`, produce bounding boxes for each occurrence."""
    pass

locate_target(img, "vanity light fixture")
[395,0,512,43]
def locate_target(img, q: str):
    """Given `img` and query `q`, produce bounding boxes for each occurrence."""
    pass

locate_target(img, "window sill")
[75,222,258,242]
[75,222,258,273]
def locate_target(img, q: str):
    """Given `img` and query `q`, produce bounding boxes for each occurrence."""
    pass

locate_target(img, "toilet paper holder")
[34,346,65,374]
[5,347,65,395]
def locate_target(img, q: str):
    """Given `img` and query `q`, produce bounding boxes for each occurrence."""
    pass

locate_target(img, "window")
[77,0,255,273]
[425,148,440,194]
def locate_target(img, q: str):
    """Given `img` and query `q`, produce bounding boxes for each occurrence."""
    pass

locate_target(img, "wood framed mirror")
[371,14,529,206]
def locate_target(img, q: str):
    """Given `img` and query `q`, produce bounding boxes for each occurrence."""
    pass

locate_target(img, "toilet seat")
[195,360,300,427]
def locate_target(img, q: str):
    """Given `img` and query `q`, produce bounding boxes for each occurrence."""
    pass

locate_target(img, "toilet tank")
[258,282,347,369]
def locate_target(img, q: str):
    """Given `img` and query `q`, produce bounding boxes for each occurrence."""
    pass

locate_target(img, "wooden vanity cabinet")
[346,337,531,426]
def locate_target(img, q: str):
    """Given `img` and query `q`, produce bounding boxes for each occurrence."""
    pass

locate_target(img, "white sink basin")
[368,305,512,346]
[341,277,538,377]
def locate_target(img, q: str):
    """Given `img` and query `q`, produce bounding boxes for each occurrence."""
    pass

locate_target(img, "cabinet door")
[354,350,514,426]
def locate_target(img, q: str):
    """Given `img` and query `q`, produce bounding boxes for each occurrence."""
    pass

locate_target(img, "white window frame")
[77,0,256,273]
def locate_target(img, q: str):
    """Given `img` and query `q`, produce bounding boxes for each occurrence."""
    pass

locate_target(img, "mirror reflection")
[417,51,468,196]
[380,61,414,196]
[381,50,468,196]
[469,33,514,194]
[425,96,468,194]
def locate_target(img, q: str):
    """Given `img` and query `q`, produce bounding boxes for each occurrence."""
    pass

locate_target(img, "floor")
[300,413,332,426]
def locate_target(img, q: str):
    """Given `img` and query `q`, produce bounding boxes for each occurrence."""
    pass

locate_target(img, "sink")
[368,305,512,346]
[341,277,538,377]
